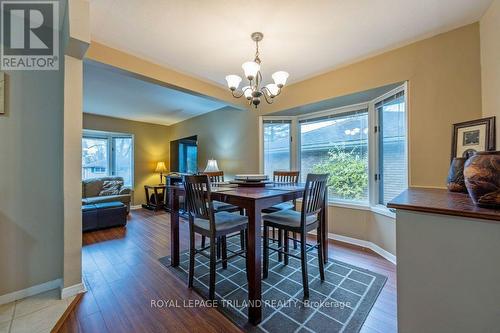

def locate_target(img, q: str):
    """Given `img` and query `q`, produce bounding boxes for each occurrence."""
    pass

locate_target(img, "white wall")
[481,0,500,147]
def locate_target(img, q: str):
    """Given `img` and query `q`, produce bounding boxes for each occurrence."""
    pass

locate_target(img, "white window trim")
[82,129,135,187]
[259,82,408,214]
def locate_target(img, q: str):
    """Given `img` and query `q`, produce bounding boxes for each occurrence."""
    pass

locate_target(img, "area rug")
[159,237,387,333]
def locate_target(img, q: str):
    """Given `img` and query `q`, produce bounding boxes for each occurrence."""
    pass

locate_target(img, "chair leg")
[263,225,269,279]
[293,232,298,249]
[201,236,206,248]
[222,236,228,269]
[188,228,195,288]
[278,228,283,262]
[300,232,309,299]
[284,230,289,265]
[240,230,245,250]
[317,227,325,281]
[271,227,276,243]
[209,236,217,300]
[217,237,221,259]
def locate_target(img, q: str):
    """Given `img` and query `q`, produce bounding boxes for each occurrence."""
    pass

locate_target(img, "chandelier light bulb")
[265,83,280,97]
[272,71,289,88]
[225,75,242,90]
[242,61,260,80]
[242,86,253,100]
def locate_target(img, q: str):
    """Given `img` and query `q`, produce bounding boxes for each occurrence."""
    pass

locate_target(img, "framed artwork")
[451,116,496,160]
[0,72,4,115]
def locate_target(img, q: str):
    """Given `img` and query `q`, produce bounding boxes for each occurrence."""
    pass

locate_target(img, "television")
[170,135,198,174]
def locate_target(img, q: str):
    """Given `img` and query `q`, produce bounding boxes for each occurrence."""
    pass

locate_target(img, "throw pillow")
[99,180,123,196]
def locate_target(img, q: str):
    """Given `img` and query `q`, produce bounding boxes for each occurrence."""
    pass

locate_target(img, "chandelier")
[225,32,289,108]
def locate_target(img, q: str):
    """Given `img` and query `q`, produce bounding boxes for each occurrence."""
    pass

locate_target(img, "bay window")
[260,83,407,209]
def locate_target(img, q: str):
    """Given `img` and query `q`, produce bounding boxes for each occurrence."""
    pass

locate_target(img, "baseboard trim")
[60,282,86,299]
[130,205,142,210]
[0,278,62,306]
[328,233,397,265]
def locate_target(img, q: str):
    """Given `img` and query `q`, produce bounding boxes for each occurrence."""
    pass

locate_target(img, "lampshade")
[155,161,168,173]
[242,61,260,80]
[242,86,253,100]
[225,75,242,90]
[272,71,289,88]
[204,159,219,172]
[265,83,280,97]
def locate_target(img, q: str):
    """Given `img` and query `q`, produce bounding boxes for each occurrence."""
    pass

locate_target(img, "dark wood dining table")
[167,183,328,325]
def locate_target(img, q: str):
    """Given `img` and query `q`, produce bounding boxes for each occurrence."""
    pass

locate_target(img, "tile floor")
[0,289,75,333]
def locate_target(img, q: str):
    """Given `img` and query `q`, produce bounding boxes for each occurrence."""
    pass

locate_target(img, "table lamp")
[204,159,219,172]
[155,161,168,184]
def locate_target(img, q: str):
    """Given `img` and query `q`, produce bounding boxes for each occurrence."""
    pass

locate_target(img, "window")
[260,83,408,208]
[263,120,292,179]
[376,91,407,205]
[300,110,369,203]
[82,131,134,186]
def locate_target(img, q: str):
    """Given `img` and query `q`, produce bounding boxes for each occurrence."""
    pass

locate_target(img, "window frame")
[82,130,135,187]
[259,82,408,214]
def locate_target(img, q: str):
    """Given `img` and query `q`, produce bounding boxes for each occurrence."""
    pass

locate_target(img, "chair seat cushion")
[212,200,239,212]
[194,212,248,232]
[262,201,294,213]
[263,209,317,228]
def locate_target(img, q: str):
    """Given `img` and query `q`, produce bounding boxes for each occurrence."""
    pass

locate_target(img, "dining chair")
[200,170,245,253]
[262,171,300,253]
[263,173,328,299]
[184,175,249,300]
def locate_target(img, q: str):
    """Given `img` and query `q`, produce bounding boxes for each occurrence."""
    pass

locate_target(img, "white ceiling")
[89,0,493,87]
[83,62,228,126]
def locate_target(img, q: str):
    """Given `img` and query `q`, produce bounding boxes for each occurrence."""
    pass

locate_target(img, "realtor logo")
[1,1,59,70]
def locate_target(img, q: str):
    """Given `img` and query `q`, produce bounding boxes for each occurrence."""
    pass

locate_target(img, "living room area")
[1,1,500,333]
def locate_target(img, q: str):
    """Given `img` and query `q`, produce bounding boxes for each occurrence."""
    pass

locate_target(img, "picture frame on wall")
[451,116,496,160]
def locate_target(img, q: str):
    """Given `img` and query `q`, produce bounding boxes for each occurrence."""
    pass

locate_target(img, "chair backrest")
[183,175,215,228]
[200,171,224,183]
[273,171,300,183]
[301,174,329,228]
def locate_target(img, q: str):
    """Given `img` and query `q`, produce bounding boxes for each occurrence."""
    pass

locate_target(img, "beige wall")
[481,0,500,147]
[169,23,483,256]
[0,62,65,297]
[169,107,258,176]
[83,113,170,206]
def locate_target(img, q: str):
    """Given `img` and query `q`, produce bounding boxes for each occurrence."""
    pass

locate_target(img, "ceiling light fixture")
[225,32,289,108]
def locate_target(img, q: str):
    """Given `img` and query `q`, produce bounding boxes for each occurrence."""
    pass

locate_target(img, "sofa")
[82,176,132,213]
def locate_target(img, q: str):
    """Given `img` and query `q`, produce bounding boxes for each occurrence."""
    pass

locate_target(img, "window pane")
[378,93,407,205]
[300,111,369,203]
[113,137,133,186]
[263,122,291,179]
[82,138,108,180]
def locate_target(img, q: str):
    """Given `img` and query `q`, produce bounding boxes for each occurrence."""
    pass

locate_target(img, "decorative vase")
[463,151,500,207]
[447,157,467,192]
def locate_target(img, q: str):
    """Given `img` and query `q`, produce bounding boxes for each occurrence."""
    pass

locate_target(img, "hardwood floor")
[58,209,397,333]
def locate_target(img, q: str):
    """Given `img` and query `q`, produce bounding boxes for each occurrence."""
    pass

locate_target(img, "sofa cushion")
[99,180,123,196]
[83,194,131,205]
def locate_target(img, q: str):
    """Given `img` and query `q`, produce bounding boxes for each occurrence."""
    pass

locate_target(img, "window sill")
[371,205,396,219]
[297,199,396,219]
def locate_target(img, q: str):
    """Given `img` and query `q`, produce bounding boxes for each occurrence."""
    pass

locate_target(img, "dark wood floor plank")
[58,209,397,333]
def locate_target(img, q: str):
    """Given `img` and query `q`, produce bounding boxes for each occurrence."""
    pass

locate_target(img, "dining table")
[167,182,329,325]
